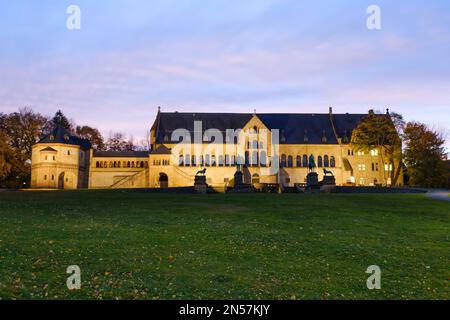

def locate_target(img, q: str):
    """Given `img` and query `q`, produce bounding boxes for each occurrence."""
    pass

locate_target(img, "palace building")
[31,108,403,191]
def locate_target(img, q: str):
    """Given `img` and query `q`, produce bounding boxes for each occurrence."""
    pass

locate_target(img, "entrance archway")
[58,172,65,189]
[58,172,76,190]
[159,173,169,189]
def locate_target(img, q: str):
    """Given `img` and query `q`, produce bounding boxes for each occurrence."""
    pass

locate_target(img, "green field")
[0,190,448,300]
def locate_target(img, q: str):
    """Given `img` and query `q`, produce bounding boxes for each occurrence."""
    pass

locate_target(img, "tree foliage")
[76,126,105,150]
[51,110,73,131]
[351,111,402,186]
[403,122,447,188]
[105,132,134,151]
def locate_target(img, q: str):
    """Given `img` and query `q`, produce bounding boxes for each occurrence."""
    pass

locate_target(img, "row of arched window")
[280,155,336,168]
[176,153,336,168]
[95,161,149,169]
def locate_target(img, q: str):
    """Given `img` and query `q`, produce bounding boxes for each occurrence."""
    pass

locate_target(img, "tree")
[105,132,134,151]
[76,125,105,150]
[351,110,403,186]
[403,122,447,187]
[0,107,51,161]
[51,110,73,131]
[0,131,13,181]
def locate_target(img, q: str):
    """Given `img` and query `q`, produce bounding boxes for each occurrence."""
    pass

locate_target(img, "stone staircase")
[110,169,149,189]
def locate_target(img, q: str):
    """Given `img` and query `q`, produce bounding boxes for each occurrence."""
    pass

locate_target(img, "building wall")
[89,156,149,188]
[31,143,89,189]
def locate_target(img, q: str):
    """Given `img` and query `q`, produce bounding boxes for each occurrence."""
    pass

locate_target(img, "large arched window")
[324,155,329,168]
[179,155,184,166]
[302,155,308,168]
[318,156,323,168]
[330,156,336,168]
[287,155,293,168]
[185,154,191,166]
[260,151,267,167]
[281,154,287,168]
[252,151,258,167]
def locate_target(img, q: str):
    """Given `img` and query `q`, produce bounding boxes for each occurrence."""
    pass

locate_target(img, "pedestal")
[306,172,320,192]
[194,175,207,194]
[321,176,336,193]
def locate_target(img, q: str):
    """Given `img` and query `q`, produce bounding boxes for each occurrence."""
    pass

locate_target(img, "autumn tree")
[0,107,51,161]
[403,122,447,187]
[105,132,134,151]
[76,125,105,150]
[351,110,403,186]
[0,131,13,182]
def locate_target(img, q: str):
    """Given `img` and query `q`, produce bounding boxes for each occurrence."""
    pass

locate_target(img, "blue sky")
[0,0,449,150]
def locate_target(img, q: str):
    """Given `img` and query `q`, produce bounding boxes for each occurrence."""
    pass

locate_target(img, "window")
[260,152,267,167]
[330,156,336,168]
[53,156,56,161]
[219,155,224,166]
[296,156,301,167]
[225,155,230,166]
[371,149,379,156]
[96,161,100,168]
[251,151,258,167]
[179,155,184,166]
[211,155,216,166]
[385,164,393,172]
[281,154,287,168]
[67,150,71,156]
[191,155,197,167]
[51,175,54,181]
[185,155,191,166]
[45,156,48,160]
[357,151,365,156]
[44,175,47,180]
[359,178,365,186]
[205,155,210,166]
[324,155,329,168]
[302,155,308,168]
[318,156,323,168]
[287,156,293,168]
[358,164,366,171]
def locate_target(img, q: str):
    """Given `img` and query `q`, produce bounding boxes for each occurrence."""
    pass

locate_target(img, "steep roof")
[150,144,172,155]
[154,112,368,145]
[38,126,91,150]
[93,150,149,158]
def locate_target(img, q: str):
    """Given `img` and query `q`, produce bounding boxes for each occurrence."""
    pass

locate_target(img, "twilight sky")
[0,0,449,150]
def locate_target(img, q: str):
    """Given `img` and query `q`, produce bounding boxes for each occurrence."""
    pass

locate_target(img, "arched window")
[145,162,148,168]
[252,151,258,167]
[318,156,323,168]
[191,155,197,167]
[205,155,210,166]
[96,161,100,168]
[287,155,293,168]
[225,155,230,166]
[179,155,184,166]
[109,162,113,168]
[245,151,250,166]
[281,154,287,168]
[252,140,258,149]
[259,141,264,149]
[330,156,336,168]
[199,155,204,166]
[296,156,301,167]
[324,155,329,168]
[302,155,308,168]
[185,154,191,166]
[260,151,267,167]
[211,155,216,166]
[219,155,224,167]
[131,162,135,168]
[127,161,131,168]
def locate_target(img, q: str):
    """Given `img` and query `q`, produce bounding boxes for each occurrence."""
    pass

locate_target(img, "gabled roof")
[40,146,57,152]
[38,126,91,150]
[153,112,369,145]
[150,144,172,155]
[93,150,149,158]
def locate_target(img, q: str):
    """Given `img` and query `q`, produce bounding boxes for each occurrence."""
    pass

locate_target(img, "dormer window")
[64,134,70,141]
[303,130,309,143]
[322,131,327,143]
[164,134,169,143]
[49,135,55,141]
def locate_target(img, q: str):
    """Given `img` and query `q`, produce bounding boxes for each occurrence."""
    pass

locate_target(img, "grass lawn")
[0,190,448,300]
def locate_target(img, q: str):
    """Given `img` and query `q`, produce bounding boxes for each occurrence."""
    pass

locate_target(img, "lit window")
[371,149,379,156]
[385,164,393,171]
[358,164,366,171]
[357,151,365,156]
[359,178,365,186]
